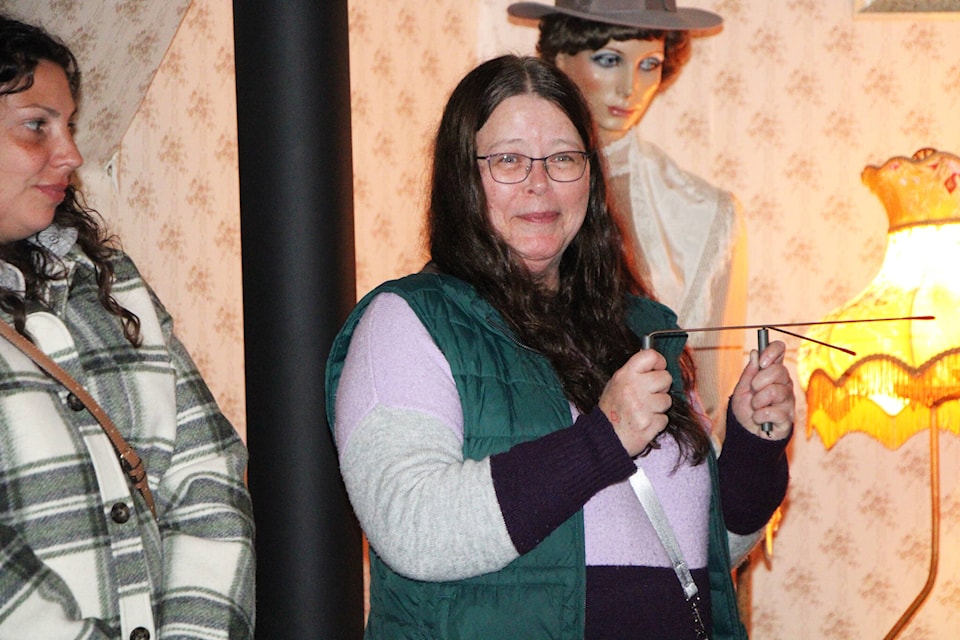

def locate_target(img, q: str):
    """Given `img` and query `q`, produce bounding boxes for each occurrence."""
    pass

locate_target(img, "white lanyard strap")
[628,467,699,600]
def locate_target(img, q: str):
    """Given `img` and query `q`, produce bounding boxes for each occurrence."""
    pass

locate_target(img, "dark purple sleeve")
[718,402,792,534]
[489,407,636,554]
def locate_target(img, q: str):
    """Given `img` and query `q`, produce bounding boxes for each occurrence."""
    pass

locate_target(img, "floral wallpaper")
[350,0,960,637]
[105,0,246,435]
[348,1,481,297]
[0,0,192,168]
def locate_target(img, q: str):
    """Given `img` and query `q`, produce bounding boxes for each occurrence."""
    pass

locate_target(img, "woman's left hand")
[730,340,795,440]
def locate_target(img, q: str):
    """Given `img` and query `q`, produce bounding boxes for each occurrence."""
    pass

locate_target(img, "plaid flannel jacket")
[0,244,255,638]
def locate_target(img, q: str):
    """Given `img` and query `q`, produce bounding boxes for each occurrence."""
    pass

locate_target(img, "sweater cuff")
[490,406,636,554]
[718,402,792,534]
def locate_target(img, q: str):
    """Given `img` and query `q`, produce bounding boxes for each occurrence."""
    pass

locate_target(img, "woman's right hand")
[598,349,673,457]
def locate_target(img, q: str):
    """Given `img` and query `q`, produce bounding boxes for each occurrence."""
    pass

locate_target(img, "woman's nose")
[525,158,550,192]
[55,131,84,170]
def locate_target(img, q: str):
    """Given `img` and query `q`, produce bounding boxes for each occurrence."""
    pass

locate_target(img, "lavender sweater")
[335,293,789,638]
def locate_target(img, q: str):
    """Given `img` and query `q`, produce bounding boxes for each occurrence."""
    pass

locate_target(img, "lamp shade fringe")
[805,348,960,449]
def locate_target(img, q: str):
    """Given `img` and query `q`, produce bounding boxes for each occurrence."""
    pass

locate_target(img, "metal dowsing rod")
[640,315,936,352]
[640,316,936,435]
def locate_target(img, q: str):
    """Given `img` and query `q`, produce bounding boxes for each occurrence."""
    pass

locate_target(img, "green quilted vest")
[326,272,747,640]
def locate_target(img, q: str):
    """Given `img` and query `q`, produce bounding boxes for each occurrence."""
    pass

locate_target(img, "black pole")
[233,2,362,638]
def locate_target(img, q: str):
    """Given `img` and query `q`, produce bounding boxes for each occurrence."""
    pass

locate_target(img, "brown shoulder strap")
[0,320,158,520]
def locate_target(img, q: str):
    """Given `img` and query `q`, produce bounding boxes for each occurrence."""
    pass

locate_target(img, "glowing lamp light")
[799,217,960,448]
[797,148,960,639]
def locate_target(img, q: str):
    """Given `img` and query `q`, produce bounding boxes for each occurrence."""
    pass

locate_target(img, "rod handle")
[758,328,773,435]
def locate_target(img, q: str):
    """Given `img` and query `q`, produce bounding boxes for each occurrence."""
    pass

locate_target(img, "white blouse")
[604,133,748,428]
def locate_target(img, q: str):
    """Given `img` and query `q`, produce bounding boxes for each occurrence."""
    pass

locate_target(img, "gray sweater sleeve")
[334,294,519,581]
[339,404,519,581]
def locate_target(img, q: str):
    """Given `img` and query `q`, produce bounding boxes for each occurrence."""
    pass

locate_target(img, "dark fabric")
[491,406,636,554]
[718,404,792,535]
[234,2,363,638]
[706,448,750,640]
[586,565,712,640]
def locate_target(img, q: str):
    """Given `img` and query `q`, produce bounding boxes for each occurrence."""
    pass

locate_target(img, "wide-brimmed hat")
[507,0,722,32]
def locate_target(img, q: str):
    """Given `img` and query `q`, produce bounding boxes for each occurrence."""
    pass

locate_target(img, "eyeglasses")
[476,151,593,184]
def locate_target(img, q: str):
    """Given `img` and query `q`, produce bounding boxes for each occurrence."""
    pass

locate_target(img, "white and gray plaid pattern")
[0,245,255,638]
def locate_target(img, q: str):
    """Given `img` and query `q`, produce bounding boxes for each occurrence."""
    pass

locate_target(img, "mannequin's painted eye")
[590,51,622,68]
[638,56,664,73]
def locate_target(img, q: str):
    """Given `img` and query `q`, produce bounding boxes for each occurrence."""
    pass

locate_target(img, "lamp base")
[883,408,940,639]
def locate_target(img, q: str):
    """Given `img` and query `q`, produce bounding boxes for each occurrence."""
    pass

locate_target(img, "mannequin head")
[537,14,690,145]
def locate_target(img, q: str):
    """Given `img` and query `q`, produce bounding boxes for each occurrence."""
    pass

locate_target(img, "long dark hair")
[428,55,708,463]
[536,14,692,92]
[0,14,141,345]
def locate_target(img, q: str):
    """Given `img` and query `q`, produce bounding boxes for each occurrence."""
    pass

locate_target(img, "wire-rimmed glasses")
[476,151,593,184]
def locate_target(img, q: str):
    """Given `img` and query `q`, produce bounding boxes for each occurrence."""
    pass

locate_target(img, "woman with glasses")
[508,0,747,437]
[326,55,792,640]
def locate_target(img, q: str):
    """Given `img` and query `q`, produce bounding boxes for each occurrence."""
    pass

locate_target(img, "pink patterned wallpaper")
[81,0,246,436]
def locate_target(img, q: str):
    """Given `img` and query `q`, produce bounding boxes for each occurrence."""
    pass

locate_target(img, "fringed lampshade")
[798,148,960,449]
[797,148,960,639]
